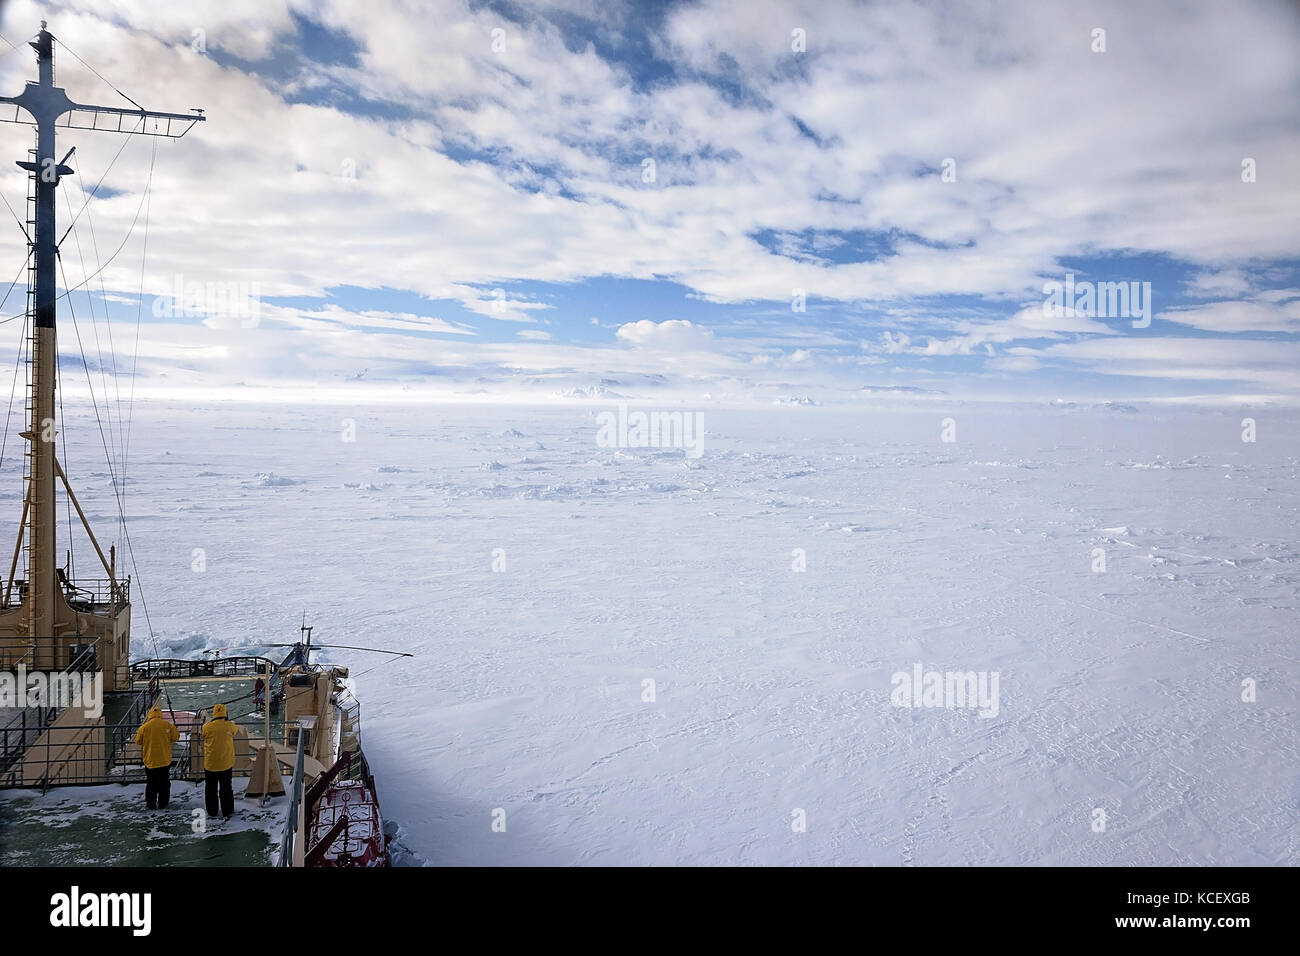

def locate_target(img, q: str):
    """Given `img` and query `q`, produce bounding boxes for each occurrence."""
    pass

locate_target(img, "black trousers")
[205,769,234,817]
[144,766,171,809]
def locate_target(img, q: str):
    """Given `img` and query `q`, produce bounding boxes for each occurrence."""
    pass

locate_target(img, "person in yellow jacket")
[201,703,239,819]
[133,705,179,810]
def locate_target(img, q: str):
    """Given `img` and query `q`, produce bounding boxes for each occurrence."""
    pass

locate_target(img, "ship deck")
[0,779,288,866]
[0,674,292,866]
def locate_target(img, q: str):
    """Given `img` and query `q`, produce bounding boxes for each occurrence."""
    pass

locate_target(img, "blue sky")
[0,0,1297,403]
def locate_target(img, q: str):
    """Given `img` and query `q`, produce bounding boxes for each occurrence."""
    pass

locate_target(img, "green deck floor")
[0,780,290,866]
[0,674,292,866]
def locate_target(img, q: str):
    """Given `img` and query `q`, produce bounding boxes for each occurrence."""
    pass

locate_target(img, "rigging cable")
[352,654,410,681]
[57,250,166,671]
[0,188,30,244]
[56,117,142,250]
[0,254,31,472]
[0,31,38,60]
[62,164,122,525]
[121,137,156,549]
[0,159,152,326]
[53,37,147,112]
[0,313,27,475]
[76,156,130,500]
[55,150,169,669]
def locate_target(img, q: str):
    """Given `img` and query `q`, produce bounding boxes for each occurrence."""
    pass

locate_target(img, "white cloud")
[457,292,552,323]
[878,331,911,354]
[986,355,1041,373]
[1160,295,1300,333]
[913,304,1114,356]
[0,0,1293,400]
[616,318,715,350]
[1185,269,1253,299]
[1034,337,1300,395]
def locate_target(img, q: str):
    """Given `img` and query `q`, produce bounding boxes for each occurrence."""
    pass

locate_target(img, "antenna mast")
[0,23,204,683]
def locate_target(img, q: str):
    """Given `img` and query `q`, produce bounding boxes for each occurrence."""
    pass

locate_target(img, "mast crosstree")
[0,23,204,689]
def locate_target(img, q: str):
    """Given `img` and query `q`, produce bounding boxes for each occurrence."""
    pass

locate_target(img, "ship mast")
[0,23,204,676]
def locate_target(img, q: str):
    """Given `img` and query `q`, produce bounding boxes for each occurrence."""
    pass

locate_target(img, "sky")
[0,0,1296,405]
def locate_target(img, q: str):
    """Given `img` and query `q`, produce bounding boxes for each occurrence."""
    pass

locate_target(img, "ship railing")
[346,746,371,783]
[294,748,374,865]
[0,696,282,789]
[309,798,371,859]
[0,641,101,785]
[63,576,130,610]
[280,721,308,867]
[0,646,34,668]
[167,709,286,782]
[1,720,115,788]
[1,577,131,610]
[130,656,280,681]
[0,703,61,784]
[106,684,159,773]
[66,641,101,675]
[329,681,368,783]
[1,714,150,789]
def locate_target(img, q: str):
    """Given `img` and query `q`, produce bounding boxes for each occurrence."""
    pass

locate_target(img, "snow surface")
[24,399,1299,865]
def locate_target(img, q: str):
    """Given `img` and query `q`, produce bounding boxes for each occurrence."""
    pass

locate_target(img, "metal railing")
[280,723,307,867]
[107,685,159,774]
[131,656,278,681]
[66,642,100,674]
[0,641,100,781]
[64,576,130,608]
[346,747,372,783]
[2,720,109,788]
[2,577,129,609]
[0,646,34,668]
[0,703,61,782]
[1,704,275,790]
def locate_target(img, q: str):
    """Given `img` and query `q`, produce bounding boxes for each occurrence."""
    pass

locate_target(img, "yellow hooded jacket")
[133,706,179,770]
[201,703,238,772]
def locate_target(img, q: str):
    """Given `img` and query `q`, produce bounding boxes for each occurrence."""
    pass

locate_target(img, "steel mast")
[0,22,204,670]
